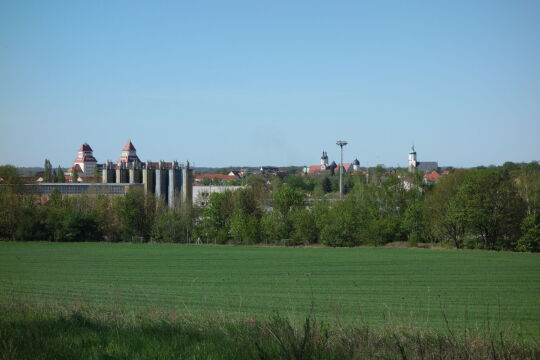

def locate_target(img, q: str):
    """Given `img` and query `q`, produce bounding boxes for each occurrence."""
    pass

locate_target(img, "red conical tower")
[118,140,141,164]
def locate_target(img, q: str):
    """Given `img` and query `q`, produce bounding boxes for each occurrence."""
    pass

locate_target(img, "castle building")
[65,143,98,181]
[118,140,141,164]
[303,150,358,176]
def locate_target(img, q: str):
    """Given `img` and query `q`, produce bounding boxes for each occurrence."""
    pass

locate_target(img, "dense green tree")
[0,186,21,239]
[229,211,259,244]
[233,188,260,217]
[113,188,154,240]
[371,165,386,185]
[364,217,404,246]
[516,215,540,252]
[321,177,332,193]
[197,191,234,244]
[501,161,521,177]
[284,175,315,192]
[289,208,318,245]
[0,165,20,184]
[422,170,470,245]
[14,197,47,241]
[71,166,79,183]
[43,159,53,182]
[401,202,425,244]
[260,210,289,244]
[319,200,359,246]
[94,195,122,242]
[516,162,540,217]
[55,166,65,183]
[58,208,100,242]
[151,209,186,243]
[273,184,305,217]
[453,170,525,250]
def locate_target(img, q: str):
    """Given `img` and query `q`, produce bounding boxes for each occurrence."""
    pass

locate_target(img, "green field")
[1,242,539,337]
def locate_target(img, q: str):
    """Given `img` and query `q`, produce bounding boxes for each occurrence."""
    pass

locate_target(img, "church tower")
[320,151,329,170]
[352,158,360,171]
[408,145,417,172]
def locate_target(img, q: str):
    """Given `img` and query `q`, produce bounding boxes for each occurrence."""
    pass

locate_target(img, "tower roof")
[79,143,93,152]
[122,140,136,151]
[409,145,416,154]
[352,158,360,165]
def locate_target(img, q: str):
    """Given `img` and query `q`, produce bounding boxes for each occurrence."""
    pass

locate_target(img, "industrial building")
[23,141,193,208]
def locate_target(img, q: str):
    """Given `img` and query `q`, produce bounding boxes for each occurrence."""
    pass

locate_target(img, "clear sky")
[1,0,539,168]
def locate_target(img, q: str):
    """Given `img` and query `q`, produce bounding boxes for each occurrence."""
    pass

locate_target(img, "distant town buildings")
[303,151,361,176]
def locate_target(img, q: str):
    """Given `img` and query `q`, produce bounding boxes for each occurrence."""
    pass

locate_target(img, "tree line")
[0,162,539,252]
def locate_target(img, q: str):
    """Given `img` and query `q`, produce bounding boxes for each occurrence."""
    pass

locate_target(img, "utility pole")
[336,140,348,199]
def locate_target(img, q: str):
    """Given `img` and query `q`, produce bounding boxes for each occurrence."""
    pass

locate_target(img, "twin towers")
[101,141,193,208]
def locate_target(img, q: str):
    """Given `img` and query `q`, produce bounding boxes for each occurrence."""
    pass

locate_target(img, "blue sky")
[1,0,539,168]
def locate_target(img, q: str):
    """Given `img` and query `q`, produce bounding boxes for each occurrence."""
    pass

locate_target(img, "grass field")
[1,242,539,338]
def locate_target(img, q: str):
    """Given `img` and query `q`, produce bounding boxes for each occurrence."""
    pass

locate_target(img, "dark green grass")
[2,303,539,360]
[1,242,539,339]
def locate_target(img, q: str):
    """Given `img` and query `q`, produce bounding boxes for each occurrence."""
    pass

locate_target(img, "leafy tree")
[321,177,332,193]
[453,170,525,250]
[319,200,359,246]
[59,208,100,242]
[516,162,540,217]
[289,208,318,245]
[229,211,259,244]
[197,191,234,244]
[442,197,468,248]
[273,184,305,217]
[71,166,79,183]
[55,166,65,183]
[372,165,386,184]
[42,189,66,241]
[284,175,315,192]
[233,188,260,217]
[365,217,404,246]
[94,195,122,242]
[0,165,21,184]
[113,188,154,240]
[151,210,185,243]
[501,161,521,176]
[401,202,425,244]
[43,159,53,182]
[0,186,21,239]
[516,215,540,252]
[260,210,289,244]
[14,198,47,241]
[422,170,470,245]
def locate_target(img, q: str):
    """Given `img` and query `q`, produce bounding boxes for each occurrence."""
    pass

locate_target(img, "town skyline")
[1,1,539,168]
[1,138,538,170]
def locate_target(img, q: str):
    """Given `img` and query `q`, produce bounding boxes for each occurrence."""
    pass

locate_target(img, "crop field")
[1,242,539,337]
